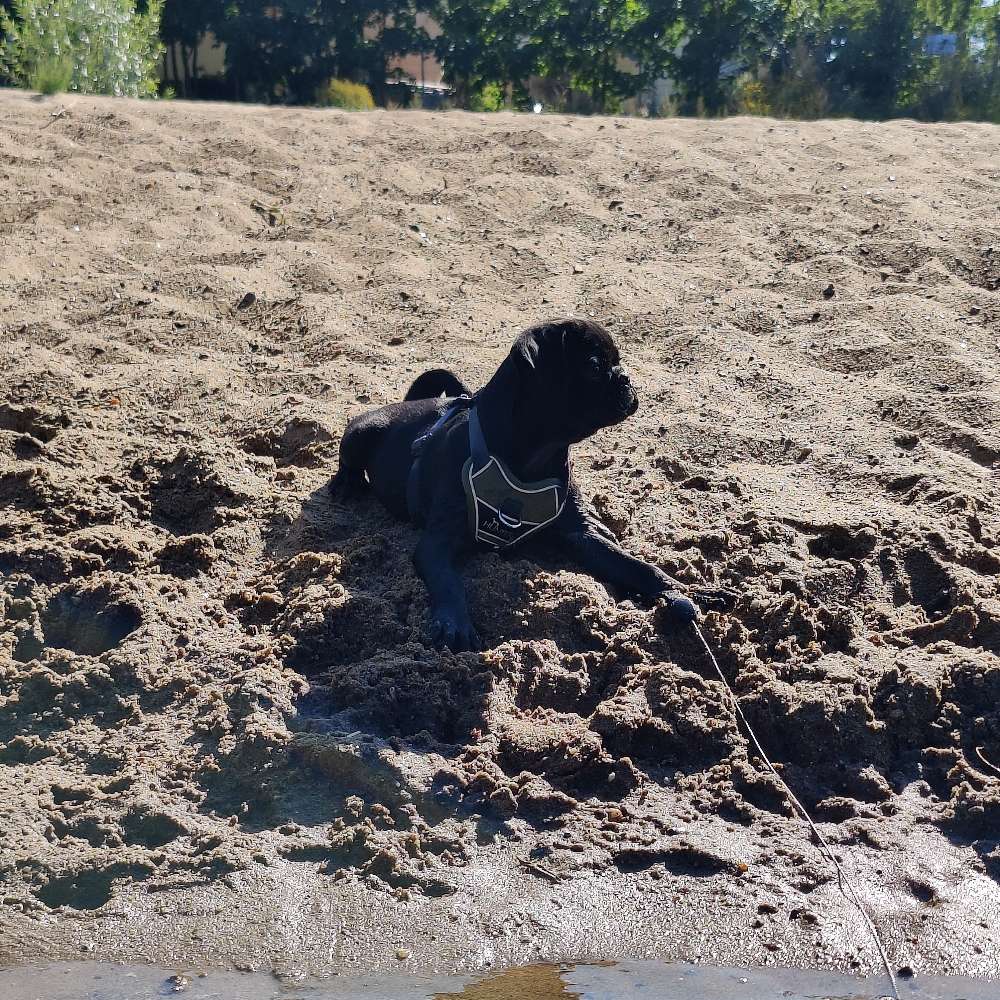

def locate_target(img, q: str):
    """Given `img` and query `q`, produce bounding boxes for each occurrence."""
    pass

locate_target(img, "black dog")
[330,318,703,651]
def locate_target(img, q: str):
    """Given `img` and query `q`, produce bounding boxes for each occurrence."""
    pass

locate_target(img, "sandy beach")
[1,89,998,980]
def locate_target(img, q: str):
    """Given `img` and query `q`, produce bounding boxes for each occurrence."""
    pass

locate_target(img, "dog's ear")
[513,328,541,373]
[514,321,570,374]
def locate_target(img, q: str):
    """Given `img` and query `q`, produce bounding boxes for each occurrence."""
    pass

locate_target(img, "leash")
[689,621,900,1000]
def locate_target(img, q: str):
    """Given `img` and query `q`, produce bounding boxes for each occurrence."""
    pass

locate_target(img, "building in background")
[161,12,449,106]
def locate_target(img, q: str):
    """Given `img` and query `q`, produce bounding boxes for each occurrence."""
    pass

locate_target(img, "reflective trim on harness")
[464,406,566,549]
[463,455,565,549]
[406,398,568,549]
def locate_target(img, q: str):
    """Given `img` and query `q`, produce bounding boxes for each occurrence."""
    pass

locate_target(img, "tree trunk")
[949,29,968,117]
[992,23,1000,106]
[169,44,180,94]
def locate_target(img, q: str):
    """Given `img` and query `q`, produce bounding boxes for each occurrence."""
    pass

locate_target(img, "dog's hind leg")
[328,414,379,500]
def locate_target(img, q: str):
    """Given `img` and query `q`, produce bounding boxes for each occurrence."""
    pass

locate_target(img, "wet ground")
[0,960,994,1000]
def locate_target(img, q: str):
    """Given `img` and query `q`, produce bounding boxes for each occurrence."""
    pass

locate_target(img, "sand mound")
[0,90,998,977]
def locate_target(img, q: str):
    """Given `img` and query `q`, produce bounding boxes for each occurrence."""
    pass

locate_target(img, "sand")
[0,89,998,981]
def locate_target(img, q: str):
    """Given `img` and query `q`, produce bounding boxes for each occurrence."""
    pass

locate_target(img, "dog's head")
[511,319,638,444]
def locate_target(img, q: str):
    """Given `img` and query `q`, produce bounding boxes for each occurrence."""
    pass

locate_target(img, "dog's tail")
[404,368,470,401]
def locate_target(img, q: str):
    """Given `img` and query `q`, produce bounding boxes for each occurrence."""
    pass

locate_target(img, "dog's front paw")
[688,585,739,613]
[429,613,481,653]
[654,592,700,630]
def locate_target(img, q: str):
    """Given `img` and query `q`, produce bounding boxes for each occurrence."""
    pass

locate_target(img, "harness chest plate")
[463,455,565,549]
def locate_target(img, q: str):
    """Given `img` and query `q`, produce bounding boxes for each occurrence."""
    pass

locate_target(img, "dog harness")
[407,398,567,549]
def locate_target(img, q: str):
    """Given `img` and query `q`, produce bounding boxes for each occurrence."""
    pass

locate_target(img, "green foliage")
[135,0,1000,122]
[318,77,376,109]
[533,0,652,114]
[160,0,222,52]
[204,0,425,105]
[29,53,72,93]
[817,0,924,116]
[0,0,164,98]
[433,0,682,114]
[159,0,223,97]
[431,0,538,109]
[907,0,1000,119]
[765,37,829,118]
[761,0,1000,121]
[470,80,504,111]
[732,74,772,114]
[209,0,332,103]
[669,0,790,114]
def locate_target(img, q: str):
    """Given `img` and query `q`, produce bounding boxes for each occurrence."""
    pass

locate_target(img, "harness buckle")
[498,498,523,529]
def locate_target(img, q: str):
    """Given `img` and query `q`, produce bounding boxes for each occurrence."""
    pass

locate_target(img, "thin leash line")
[690,622,900,1000]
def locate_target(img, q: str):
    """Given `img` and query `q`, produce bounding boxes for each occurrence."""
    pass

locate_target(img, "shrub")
[470,81,504,112]
[0,0,163,98]
[768,40,830,120]
[29,54,73,95]
[732,76,772,116]
[318,78,376,110]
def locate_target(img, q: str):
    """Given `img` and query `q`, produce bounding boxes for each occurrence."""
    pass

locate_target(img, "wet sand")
[1,960,995,1000]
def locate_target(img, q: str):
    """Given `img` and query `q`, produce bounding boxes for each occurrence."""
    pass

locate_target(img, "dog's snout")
[611,366,638,416]
[624,385,639,415]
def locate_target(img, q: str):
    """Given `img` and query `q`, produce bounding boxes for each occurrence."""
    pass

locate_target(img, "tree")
[160,0,224,96]
[210,0,422,104]
[530,0,689,114]
[761,0,1000,121]
[431,0,541,108]
[985,1,1000,116]
[326,1,426,105]
[812,0,924,117]
[0,0,11,82]
[209,1,330,103]
[1,0,164,97]
[432,0,684,113]
[669,0,789,114]
[916,0,987,118]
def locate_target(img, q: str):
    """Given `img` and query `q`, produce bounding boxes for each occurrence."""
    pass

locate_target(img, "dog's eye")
[586,356,604,380]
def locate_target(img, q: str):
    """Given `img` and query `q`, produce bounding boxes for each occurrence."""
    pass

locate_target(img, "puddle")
[0,960,993,1000]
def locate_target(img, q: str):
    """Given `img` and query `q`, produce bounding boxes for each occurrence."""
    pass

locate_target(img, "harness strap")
[467,406,490,471]
[406,395,473,523]
[407,398,570,549]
